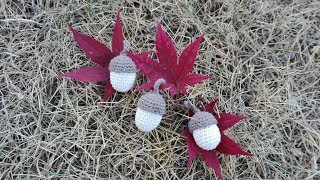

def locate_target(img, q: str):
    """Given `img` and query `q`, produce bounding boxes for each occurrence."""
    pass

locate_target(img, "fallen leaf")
[59,10,128,101]
[58,67,109,82]
[200,149,224,180]
[103,81,116,101]
[68,24,113,67]
[129,24,212,96]
[112,10,124,56]
[181,129,199,168]
[181,99,252,179]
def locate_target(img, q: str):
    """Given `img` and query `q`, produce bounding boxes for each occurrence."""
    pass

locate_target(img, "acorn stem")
[120,40,131,54]
[184,100,200,113]
[154,79,166,94]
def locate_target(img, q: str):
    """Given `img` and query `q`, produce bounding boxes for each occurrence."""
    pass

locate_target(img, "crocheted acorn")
[135,79,166,132]
[109,40,137,92]
[184,101,221,150]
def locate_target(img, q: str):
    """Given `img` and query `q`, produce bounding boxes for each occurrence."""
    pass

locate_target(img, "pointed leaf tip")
[112,10,124,56]
[181,129,199,168]
[216,134,253,156]
[200,149,224,179]
[156,23,178,77]
[103,81,116,101]
[58,67,110,82]
[177,34,204,79]
[68,25,114,66]
[202,99,219,113]
[215,113,248,131]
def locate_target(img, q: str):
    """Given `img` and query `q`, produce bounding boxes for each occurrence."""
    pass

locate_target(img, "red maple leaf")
[58,10,126,101]
[181,99,253,179]
[128,24,212,96]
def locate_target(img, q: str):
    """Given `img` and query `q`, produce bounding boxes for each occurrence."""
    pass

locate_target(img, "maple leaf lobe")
[181,99,252,179]
[112,10,124,56]
[68,24,113,67]
[59,11,127,102]
[131,24,211,96]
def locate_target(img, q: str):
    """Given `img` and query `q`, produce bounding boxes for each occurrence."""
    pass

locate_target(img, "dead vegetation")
[1,0,319,179]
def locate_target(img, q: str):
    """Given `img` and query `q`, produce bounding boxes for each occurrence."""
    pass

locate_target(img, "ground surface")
[1,0,319,179]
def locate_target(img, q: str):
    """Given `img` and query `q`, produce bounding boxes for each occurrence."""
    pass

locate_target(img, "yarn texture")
[184,101,221,150]
[193,124,221,150]
[135,108,162,132]
[109,54,138,73]
[137,93,165,115]
[108,40,138,92]
[188,112,217,133]
[135,79,166,132]
[110,72,136,92]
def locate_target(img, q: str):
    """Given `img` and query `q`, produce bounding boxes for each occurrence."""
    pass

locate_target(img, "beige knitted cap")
[137,93,166,115]
[188,112,217,133]
[109,54,137,73]
[184,101,218,133]
[137,79,166,115]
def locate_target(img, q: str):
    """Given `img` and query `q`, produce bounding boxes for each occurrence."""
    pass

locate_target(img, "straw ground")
[1,0,319,179]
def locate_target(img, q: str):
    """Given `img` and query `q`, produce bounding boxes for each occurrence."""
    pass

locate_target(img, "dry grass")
[1,0,320,179]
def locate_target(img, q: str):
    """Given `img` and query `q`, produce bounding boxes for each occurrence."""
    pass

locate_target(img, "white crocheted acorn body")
[109,54,137,92]
[135,79,166,132]
[135,108,163,132]
[185,101,221,151]
[110,71,136,92]
[193,124,221,150]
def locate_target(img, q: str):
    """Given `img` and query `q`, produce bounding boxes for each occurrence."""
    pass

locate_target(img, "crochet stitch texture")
[193,124,221,150]
[184,101,221,150]
[135,108,163,132]
[135,79,166,132]
[188,112,217,133]
[137,93,165,115]
[109,40,137,92]
[109,54,138,73]
[109,72,136,92]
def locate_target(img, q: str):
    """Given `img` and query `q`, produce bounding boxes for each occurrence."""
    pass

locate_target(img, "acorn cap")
[188,112,217,133]
[109,54,137,73]
[137,93,166,115]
